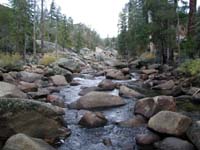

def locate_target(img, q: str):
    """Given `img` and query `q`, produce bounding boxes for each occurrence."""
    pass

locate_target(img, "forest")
[0,0,199,150]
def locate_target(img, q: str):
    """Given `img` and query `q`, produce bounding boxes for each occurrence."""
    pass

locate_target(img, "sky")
[0,0,129,38]
[0,0,200,38]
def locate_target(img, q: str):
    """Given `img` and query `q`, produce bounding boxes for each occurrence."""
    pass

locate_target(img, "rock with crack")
[134,96,176,118]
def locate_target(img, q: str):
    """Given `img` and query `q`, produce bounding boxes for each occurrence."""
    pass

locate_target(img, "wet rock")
[70,80,81,86]
[152,80,175,90]
[18,81,38,93]
[2,73,16,84]
[154,137,195,150]
[78,111,107,128]
[3,133,56,150]
[34,79,50,88]
[0,82,27,98]
[79,86,100,96]
[51,65,73,82]
[119,85,144,99]
[47,95,65,108]
[141,69,158,75]
[17,71,42,83]
[140,74,149,80]
[56,58,81,73]
[0,98,68,142]
[148,111,192,136]
[121,68,130,74]
[148,64,161,70]
[186,121,200,150]
[50,75,68,86]
[102,138,112,146]
[105,69,130,80]
[28,88,50,99]
[117,115,147,127]
[98,79,116,91]
[114,62,127,69]
[69,91,126,109]
[134,96,176,118]
[136,132,160,145]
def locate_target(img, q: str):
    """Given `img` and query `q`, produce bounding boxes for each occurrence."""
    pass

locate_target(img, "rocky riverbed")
[0,48,199,150]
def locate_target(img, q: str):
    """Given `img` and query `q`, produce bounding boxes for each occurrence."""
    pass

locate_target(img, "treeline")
[117,0,200,64]
[0,0,103,55]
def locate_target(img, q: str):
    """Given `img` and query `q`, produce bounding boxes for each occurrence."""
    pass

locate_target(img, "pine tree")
[117,5,128,56]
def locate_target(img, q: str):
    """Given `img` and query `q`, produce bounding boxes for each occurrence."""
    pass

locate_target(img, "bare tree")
[33,0,36,56]
[40,0,44,50]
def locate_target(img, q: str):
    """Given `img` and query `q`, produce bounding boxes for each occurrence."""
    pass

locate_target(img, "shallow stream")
[58,75,149,150]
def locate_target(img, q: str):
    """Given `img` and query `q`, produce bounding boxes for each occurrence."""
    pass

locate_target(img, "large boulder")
[98,79,116,91]
[153,80,175,90]
[148,111,192,136]
[3,134,56,150]
[50,75,68,86]
[0,82,27,98]
[105,69,130,80]
[56,58,82,73]
[69,92,125,109]
[154,137,195,150]
[119,86,144,99]
[0,98,69,142]
[186,121,200,150]
[17,71,42,83]
[134,96,176,118]
[78,111,107,128]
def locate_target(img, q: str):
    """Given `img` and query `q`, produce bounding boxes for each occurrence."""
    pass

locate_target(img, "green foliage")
[0,53,22,70]
[176,100,200,111]
[178,59,200,75]
[39,53,57,66]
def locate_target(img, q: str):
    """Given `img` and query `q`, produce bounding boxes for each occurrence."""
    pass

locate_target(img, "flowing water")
[58,75,149,150]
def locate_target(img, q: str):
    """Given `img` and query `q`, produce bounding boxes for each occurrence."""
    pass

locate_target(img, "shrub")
[39,53,57,66]
[178,59,200,76]
[0,53,23,71]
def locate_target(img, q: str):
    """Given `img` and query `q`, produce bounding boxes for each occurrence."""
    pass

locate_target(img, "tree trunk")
[33,0,36,56]
[55,18,58,58]
[23,34,27,61]
[188,0,197,37]
[41,0,44,50]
